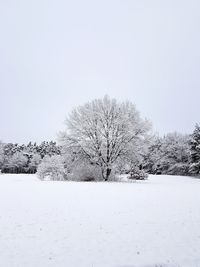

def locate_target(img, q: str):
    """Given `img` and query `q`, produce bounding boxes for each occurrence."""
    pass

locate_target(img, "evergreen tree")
[189,124,200,175]
[0,141,4,170]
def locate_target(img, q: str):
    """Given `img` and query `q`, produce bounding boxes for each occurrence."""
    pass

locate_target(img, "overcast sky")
[0,0,200,143]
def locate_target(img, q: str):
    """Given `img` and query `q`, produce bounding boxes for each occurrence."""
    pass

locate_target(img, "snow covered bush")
[37,155,66,181]
[70,164,103,182]
[127,167,148,180]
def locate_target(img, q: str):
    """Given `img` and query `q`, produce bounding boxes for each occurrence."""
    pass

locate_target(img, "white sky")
[0,0,200,143]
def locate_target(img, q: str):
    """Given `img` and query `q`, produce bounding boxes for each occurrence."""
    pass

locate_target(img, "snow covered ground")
[0,174,200,267]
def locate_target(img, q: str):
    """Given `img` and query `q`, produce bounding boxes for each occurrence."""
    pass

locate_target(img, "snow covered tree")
[0,141,4,171]
[114,133,150,178]
[189,124,200,175]
[143,135,163,174]
[28,153,42,173]
[144,133,190,175]
[162,133,190,175]
[36,141,61,158]
[60,96,151,181]
[3,143,21,157]
[6,152,28,173]
[37,155,66,181]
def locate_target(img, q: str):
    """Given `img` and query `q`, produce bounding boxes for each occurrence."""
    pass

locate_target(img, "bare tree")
[60,96,151,181]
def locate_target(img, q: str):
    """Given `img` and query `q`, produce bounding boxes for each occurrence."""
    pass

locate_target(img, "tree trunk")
[105,168,111,181]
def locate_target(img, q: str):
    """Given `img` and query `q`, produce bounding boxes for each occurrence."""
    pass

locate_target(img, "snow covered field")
[0,174,200,267]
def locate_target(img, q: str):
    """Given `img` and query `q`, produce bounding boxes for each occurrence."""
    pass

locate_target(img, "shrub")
[127,167,148,180]
[37,155,66,181]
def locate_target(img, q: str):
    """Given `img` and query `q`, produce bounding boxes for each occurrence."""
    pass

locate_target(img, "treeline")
[143,124,200,177]
[0,141,60,173]
[1,96,200,180]
[1,126,200,178]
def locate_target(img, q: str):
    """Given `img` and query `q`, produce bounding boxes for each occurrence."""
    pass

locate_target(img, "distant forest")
[0,141,60,174]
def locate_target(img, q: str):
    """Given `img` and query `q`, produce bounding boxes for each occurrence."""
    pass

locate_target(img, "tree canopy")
[60,96,151,180]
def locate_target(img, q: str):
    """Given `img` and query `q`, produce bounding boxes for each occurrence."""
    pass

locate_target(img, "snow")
[0,174,200,267]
